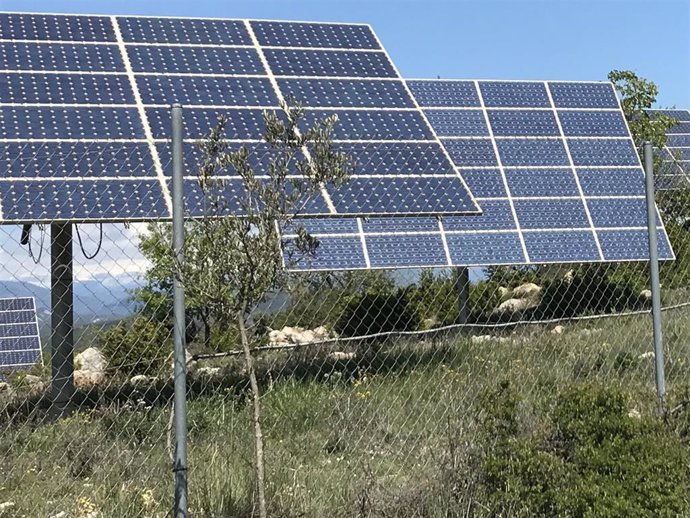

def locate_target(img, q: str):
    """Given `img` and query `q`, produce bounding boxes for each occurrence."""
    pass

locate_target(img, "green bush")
[98,316,171,377]
[335,288,417,337]
[473,381,690,518]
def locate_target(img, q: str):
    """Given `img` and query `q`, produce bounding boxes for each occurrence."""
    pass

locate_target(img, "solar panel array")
[654,109,690,190]
[0,12,481,223]
[282,80,674,270]
[0,297,42,374]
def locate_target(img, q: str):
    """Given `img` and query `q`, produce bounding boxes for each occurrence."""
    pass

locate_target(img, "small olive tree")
[154,100,353,516]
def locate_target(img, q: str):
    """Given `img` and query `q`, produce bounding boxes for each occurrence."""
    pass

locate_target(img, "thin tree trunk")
[203,314,212,349]
[237,308,267,518]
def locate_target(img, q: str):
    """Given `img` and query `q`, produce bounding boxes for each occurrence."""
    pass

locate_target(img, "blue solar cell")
[328,177,476,215]
[462,169,507,198]
[0,13,115,41]
[277,79,413,108]
[558,110,628,137]
[666,135,690,147]
[0,349,41,366]
[505,169,579,197]
[588,198,656,228]
[523,230,600,262]
[137,76,278,106]
[0,298,33,311]
[265,49,395,77]
[514,199,589,229]
[362,217,439,233]
[445,232,525,265]
[0,107,144,139]
[285,236,367,270]
[0,336,40,352]
[251,21,379,49]
[2,143,156,178]
[567,138,639,166]
[651,109,690,121]
[407,80,480,108]
[425,109,489,137]
[0,180,170,221]
[667,122,690,134]
[127,45,263,75]
[329,142,453,174]
[157,142,307,177]
[479,81,550,108]
[367,234,447,267]
[0,310,35,324]
[300,110,433,140]
[667,148,690,161]
[118,16,250,44]
[548,82,619,109]
[443,200,516,231]
[281,218,359,235]
[0,42,124,71]
[442,139,497,167]
[1,73,134,104]
[488,110,559,137]
[147,107,269,140]
[496,139,569,166]
[180,178,330,217]
[0,323,38,338]
[577,168,645,196]
[599,229,674,261]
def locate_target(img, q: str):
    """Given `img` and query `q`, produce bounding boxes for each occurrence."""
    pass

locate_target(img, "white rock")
[22,374,45,395]
[563,270,575,284]
[551,325,565,335]
[494,297,537,314]
[293,329,316,344]
[471,335,510,344]
[0,502,15,513]
[512,282,542,299]
[638,351,655,360]
[421,317,441,330]
[640,289,652,301]
[269,329,289,344]
[628,409,642,419]
[75,347,107,372]
[74,369,106,389]
[49,512,68,518]
[281,326,306,341]
[129,374,151,385]
[328,351,356,361]
[0,382,10,392]
[498,286,510,298]
[196,366,221,377]
[313,326,330,339]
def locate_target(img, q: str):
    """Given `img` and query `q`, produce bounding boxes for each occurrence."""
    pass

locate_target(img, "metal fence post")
[643,141,666,414]
[171,103,189,516]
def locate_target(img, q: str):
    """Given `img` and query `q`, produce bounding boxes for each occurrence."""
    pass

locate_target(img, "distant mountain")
[0,277,141,327]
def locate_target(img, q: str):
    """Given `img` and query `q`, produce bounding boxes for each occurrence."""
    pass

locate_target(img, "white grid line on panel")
[474,80,529,263]
[356,217,371,268]
[243,19,338,215]
[111,15,172,215]
[437,218,453,266]
[437,135,630,141]
[544,81,604,261]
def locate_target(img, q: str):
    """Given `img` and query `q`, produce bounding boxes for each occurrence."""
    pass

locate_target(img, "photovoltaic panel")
[282,80,674,271]
[0,12,480,223]
[0,297,42,375]
[652,109,690,190]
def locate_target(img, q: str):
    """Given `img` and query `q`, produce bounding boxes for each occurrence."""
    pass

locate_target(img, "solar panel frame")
[281,79,675,271]
[0,11,482,223]
[0,296,42,373]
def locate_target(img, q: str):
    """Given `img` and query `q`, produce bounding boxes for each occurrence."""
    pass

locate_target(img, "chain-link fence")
[1,134,689,518]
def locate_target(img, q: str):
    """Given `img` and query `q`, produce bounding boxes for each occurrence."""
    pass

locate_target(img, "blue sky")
[2,0,689,107]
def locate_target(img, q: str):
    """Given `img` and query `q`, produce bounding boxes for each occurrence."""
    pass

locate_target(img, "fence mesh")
[1,138,689,518]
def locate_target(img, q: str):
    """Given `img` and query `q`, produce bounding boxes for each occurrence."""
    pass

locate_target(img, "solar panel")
[0,297,42,374]
[0,12,481,223]
[652,109,690,190]
[282,80,674,270]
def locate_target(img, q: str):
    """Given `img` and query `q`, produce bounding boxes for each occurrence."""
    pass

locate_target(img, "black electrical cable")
[76,223,103,260]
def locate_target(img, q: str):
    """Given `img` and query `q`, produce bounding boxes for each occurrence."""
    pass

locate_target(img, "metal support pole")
[643,141,666,413]
[171,104,189,517]
[50,222,75,417]
[453,267,470,325]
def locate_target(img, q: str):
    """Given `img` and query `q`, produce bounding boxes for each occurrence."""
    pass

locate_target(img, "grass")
[1,307,689,517]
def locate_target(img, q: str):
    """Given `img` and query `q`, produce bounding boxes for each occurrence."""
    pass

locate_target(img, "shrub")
[98,316,171,377]
[473,381,690,518]
[335,288,417,337]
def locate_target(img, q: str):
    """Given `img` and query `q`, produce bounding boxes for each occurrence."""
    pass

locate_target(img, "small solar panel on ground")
[0,12,481,223]
[652,109,690,190]
[282,80,674,270]
[0,297,42,376]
